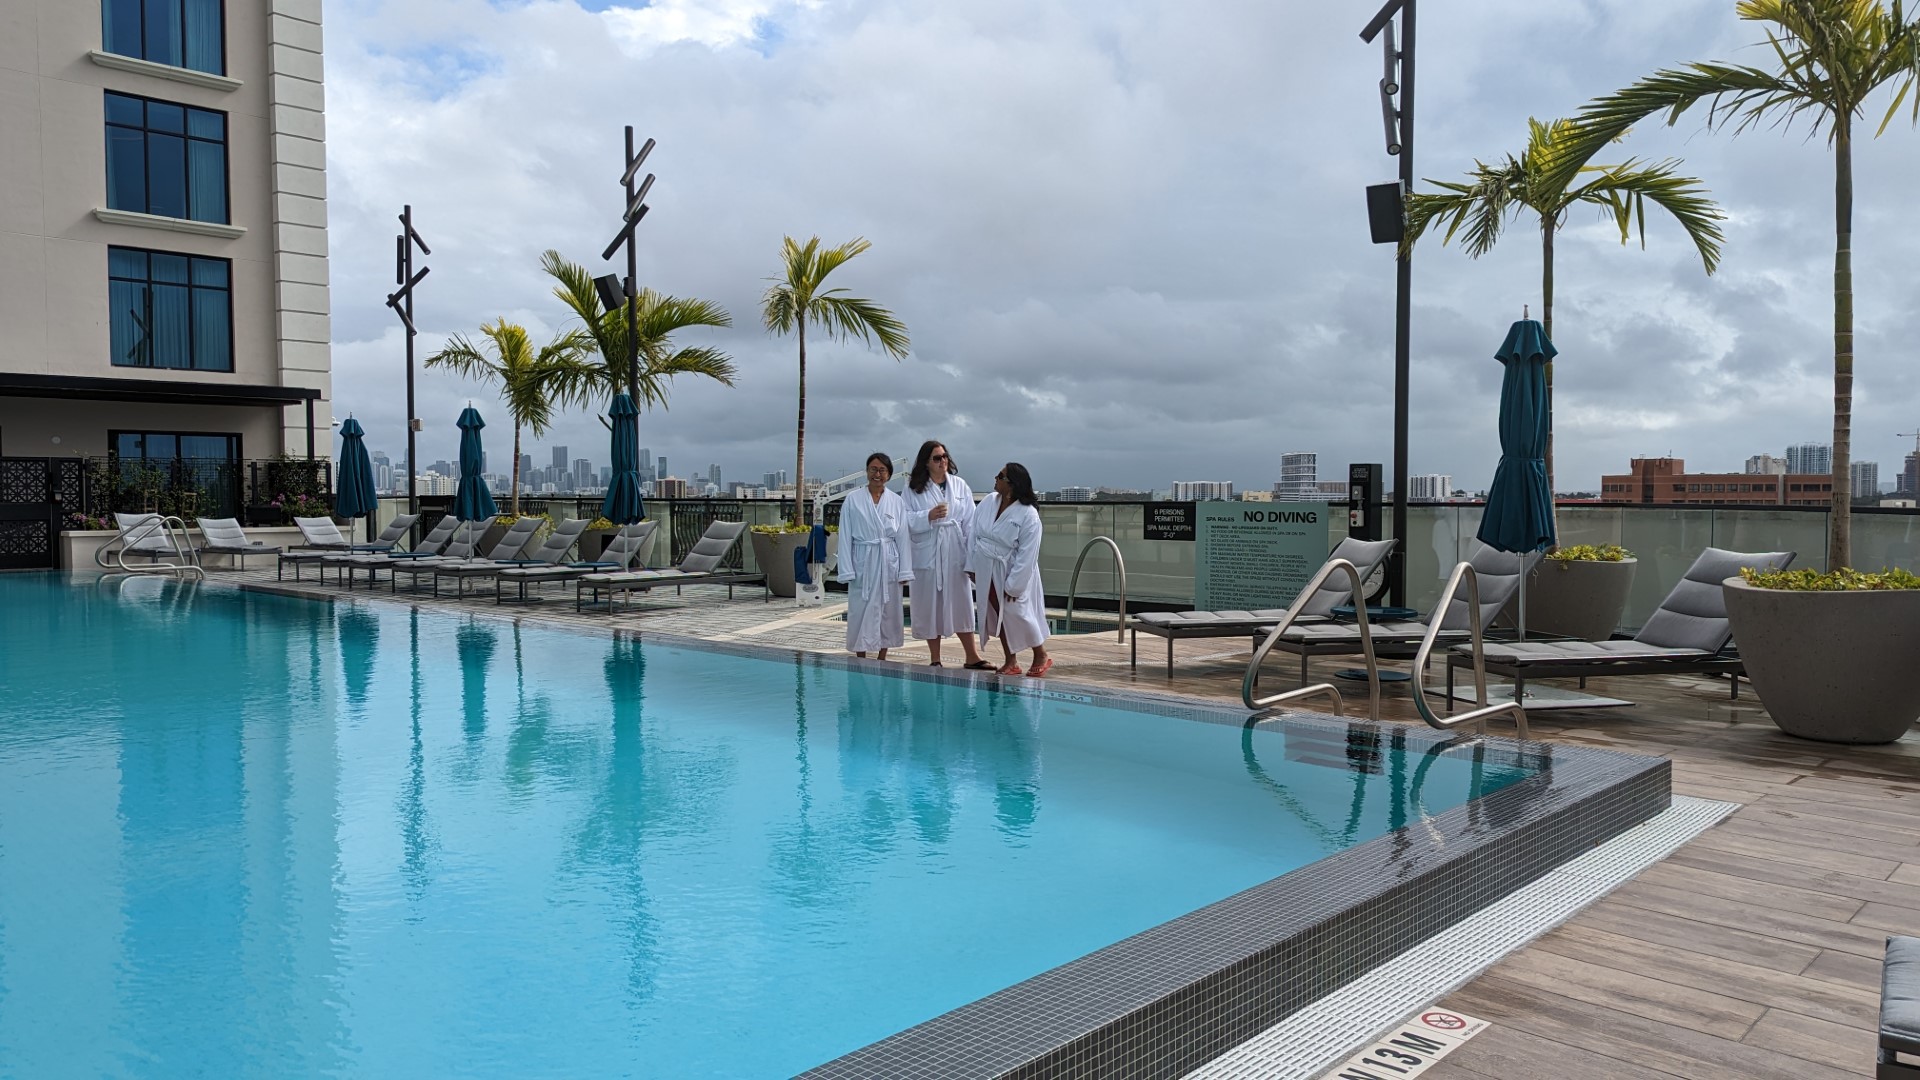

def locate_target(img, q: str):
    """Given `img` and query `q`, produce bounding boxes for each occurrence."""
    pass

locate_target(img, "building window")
[101,0,225,75]
[108,246,232,371]
[104,91,228,223]
[113,431,240,462]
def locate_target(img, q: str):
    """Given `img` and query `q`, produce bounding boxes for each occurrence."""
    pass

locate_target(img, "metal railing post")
[1065,536,1128,642]
[1243,558,1379,718]
[1408,561,1529,739]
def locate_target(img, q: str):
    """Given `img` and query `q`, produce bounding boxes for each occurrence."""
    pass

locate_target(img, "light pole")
[1361,0,1413,606]
[385,206,431,517]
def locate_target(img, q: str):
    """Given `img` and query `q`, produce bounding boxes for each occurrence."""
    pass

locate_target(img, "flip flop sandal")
[962,660,996,671]
[928,661,944,667]
[1027,657,1054,678]
[997,661,1024,676]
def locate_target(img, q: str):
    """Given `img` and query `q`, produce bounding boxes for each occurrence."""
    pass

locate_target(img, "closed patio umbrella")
[334,416,378,541]
[1475,317,1557,638]
[453,406,497,523]
[600,393,646,525]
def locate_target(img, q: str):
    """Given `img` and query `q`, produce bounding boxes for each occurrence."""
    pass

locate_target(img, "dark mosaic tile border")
[205,577,1670,1079]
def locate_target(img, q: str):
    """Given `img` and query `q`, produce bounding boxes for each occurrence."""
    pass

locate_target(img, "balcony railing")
[59,456,333,527]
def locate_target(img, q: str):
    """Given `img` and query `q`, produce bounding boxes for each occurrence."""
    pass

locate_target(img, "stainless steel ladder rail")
[1064,536,1127,643]
[1242,559,1379,718]
[100,515,206,580]
[1408,561,1529,739]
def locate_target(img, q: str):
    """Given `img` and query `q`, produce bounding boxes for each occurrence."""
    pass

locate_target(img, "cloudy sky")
[321,0,1920,493]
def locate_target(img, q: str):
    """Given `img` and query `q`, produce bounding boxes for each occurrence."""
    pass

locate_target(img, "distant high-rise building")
[431,459,452,477]
[1055,486,1095,502]
[551,446,569,471]
[1408,474,1453,502]
[638,448,654,482]
[371,451,391,468]
[1904,452,1920,495]
[654,476,688,499]
[765,470,788,489]
[1786,442,1831,476]
[519,454,533,480]
[1277,452,1317,501]
[708,464,723,489]
[1745,454,1787,475]
[1851,460,1879,500]
[573,458,593,491]
[600,466,611,486]
[1171,481,1234,501]
[658,456,667,480]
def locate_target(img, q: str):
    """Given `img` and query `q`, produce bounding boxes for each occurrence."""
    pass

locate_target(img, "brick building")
[1599,457,1833,507]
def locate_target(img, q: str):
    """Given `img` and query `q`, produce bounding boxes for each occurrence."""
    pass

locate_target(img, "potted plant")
[578,517,619,562]
[750,521,837,598]
[1521,544,1637,640]
[1724,567,1920,744]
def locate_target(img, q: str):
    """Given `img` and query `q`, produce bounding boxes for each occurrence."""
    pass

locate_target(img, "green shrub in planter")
[1740,566,1920,591]
[1545,543,1632,563]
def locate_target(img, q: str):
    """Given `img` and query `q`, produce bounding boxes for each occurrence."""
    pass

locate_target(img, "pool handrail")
[1242,558,1378,718]
[1064,536,1127,643]
[101,514,206,581]
[1410,560,1529,740]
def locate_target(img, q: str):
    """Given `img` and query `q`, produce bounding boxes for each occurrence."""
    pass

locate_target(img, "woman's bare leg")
[958,632,983,666]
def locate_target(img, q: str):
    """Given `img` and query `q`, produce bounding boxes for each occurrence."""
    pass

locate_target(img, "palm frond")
[1569,161,1727,274]
[807,293,911,358]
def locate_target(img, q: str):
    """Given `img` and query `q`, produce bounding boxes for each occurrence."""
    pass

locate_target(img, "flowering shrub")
[64,512,113,531]
[270,492,332,518]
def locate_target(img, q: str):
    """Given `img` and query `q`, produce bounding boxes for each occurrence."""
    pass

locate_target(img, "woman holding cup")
[902,440,988,668]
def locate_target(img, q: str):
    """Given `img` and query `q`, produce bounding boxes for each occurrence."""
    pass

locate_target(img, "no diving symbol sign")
[1318,1008,1490,1080]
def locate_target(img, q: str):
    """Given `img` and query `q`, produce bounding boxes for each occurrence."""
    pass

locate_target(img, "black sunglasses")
[995,472,1006,481]
[930,453,948,462]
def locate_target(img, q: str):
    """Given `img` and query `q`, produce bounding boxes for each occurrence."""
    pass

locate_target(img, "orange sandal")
[1027,656,1054,678]
[997,660,1023,676]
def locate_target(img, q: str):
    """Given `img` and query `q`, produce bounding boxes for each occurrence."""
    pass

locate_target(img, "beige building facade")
[0,0,331,462]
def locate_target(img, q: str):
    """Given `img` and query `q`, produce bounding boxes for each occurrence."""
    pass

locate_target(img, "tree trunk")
[510,424,522,516]
[1831,117,1854,569]
[795,318,808,526]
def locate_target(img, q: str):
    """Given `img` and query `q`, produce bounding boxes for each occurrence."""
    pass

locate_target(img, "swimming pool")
[0,575,1665,1077]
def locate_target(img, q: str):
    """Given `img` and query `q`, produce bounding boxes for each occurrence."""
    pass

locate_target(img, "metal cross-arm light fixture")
[598,129,656,399]
[384,205,431,515]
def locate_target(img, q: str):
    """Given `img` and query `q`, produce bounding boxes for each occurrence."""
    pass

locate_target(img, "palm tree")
[540,250,738,407]
[1537,0,1920,569]
[1405,116,1727,495]
[761,236,911,524]
[426,319,597,514]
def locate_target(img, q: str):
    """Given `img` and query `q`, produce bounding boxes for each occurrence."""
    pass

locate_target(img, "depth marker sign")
[1317,1009,1490,1080]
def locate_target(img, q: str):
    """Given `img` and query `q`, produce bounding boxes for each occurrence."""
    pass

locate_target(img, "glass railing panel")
[1615,508,1716,630]
[1552,506,1624,551]
[1711,508,1829,574]
[1851,511,1920,573]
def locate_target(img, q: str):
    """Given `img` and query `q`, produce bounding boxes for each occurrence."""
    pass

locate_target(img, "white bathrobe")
[967,492,1047,653]
[901,474,977,640]
[839,487,914,652]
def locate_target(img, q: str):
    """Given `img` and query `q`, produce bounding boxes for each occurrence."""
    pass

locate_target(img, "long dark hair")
[908,440,955,493]
[1002,462,1038,507]
[865,451,894,479]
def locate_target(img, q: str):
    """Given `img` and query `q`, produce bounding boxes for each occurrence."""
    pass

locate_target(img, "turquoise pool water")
[0,575,1533,1078]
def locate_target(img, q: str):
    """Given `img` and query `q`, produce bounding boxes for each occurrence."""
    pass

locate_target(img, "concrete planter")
[1523,557,1637,640]
[1722,577,1920,744]
[579,528,616,563]
[750,531,837,598]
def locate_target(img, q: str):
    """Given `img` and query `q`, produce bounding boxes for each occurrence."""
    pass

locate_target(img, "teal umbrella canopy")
[1475,319,1557,555]
[599,393,646,525]
[453,406,498,522]
[334,416,378,520]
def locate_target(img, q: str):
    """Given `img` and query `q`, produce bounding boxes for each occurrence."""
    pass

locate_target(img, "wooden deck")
[1030,631,1920,1079]
[222,568,1920,1077]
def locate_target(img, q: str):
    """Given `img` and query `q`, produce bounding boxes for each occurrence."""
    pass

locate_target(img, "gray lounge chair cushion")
[1437,544,1540,630]
[114,513,178,555]
[1634,546,1794,652]
[1884,935,1920,1057]
[678,520,746,573]
[1134,609,1296,628]
[1276,619,1450,645]
[478,518,543,561]
[294,516,348,548]
[1300,536,1398,617]
[507,523,653,582]
[197,517,280,553]
[1478,640,1711,664]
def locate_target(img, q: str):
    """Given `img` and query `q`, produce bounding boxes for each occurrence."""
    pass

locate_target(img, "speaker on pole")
[1365,182,1404,245]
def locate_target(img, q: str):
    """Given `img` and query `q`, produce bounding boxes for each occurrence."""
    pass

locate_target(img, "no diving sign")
[1317,1009,1490,1080]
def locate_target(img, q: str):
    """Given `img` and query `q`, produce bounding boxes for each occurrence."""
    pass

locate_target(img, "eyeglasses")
[930,454,948,462]
[995,472,1006,481]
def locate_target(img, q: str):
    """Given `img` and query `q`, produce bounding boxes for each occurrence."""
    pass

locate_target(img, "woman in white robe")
[901,440,989,669]
[838,452,914,658]
[966,462,1052,677]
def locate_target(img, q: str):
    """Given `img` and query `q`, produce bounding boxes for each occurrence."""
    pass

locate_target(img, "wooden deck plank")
[1477,945,1766,1039]
[1851,902,1920,937]
[1604,878,1889,958]
[1569,899,1821,974]
[1527,923,1880,1029]
[1740,1007,1877,1074]
[1893,863,1920,887]
[1804,947,1887,990]
[1631,862,1864,923]
[1662,846,1916,910]
[1425,1022,1684,1080]
[1685,824,1904,880]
